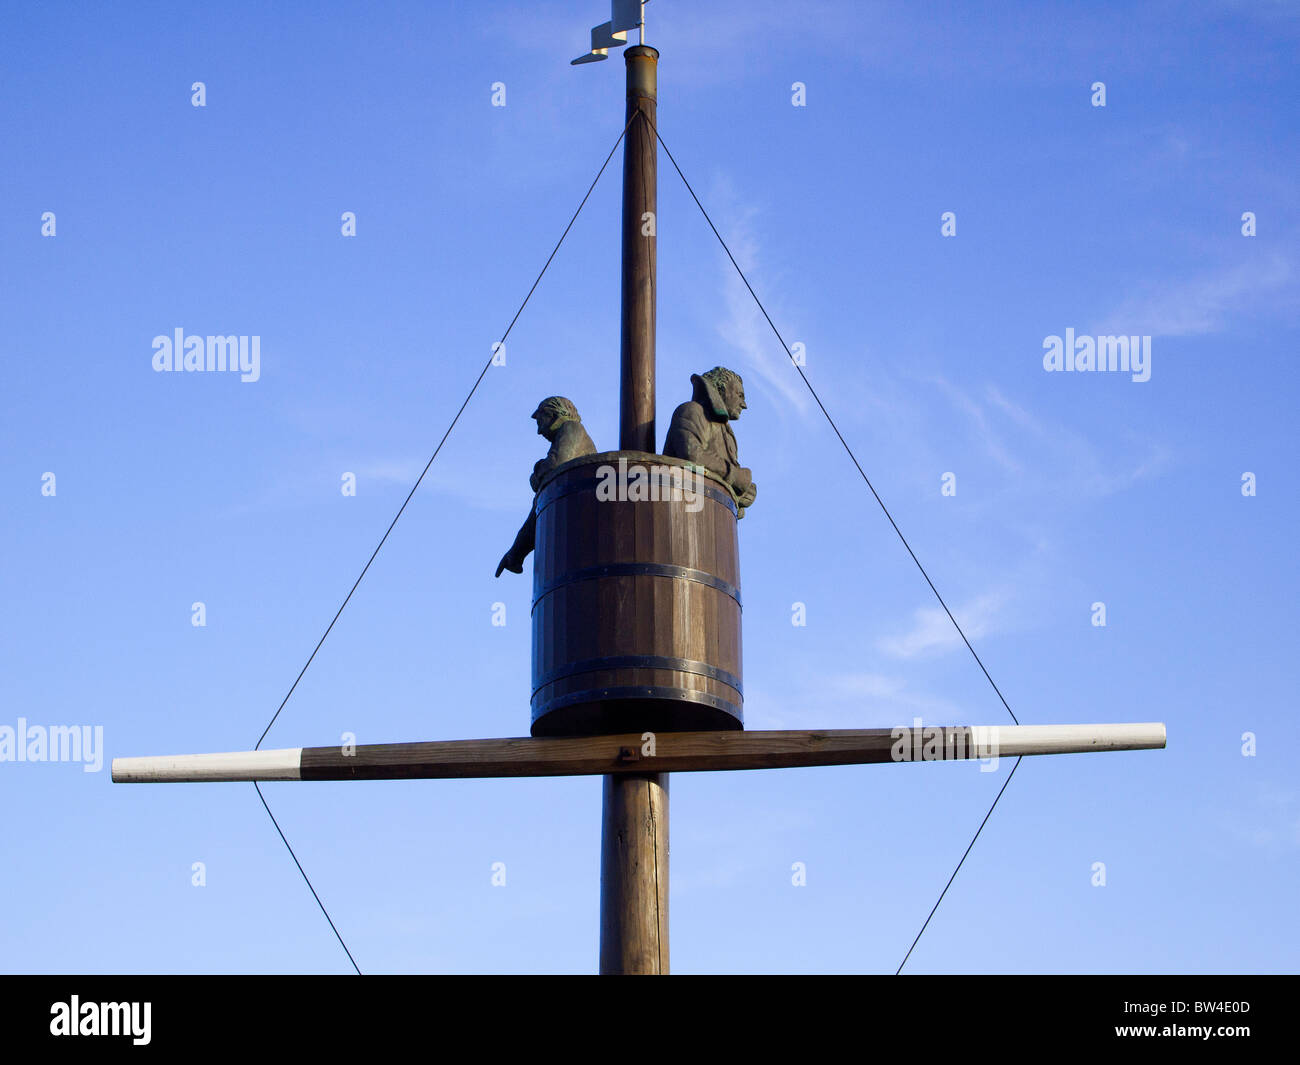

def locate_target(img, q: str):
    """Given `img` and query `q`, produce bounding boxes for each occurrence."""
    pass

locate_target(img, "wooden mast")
[618,45,658,454]
[601,42,667,976]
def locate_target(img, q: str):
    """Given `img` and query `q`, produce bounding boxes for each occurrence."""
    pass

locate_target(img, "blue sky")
[2,0,1297,974]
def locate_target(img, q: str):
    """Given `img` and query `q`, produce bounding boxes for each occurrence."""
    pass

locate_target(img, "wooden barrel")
[531,451,744,737]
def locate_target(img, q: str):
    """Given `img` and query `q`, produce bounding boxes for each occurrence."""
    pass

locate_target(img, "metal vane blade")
[574,1,645,65]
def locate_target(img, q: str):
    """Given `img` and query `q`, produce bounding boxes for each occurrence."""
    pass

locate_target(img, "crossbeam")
[111,723,1165,783]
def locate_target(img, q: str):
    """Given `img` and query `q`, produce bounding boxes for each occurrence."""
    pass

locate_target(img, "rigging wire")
[247,99,1032,975]
[645,114,1026,973]
[895,755,1022,974]
[646,115,1019,727]
[254,782,362,975]
[255,110,638,752]
[250,113,638,972]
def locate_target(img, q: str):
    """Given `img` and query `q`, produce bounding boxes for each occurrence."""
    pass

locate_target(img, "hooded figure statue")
[662,367,757,516]
[496,396,597,577]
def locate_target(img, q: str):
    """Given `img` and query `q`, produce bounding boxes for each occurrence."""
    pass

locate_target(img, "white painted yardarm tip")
[969,722,1167,757]
[111,748,302,783]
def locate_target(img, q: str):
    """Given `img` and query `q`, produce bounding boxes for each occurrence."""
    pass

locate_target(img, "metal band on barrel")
[531,685,744,723]
[532,654,743,699]
[532,562,742,608]
[536,473,739,517]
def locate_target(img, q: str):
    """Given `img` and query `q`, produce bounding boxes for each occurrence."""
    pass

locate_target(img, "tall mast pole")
[601,41,668,976]
[618,44,657,454]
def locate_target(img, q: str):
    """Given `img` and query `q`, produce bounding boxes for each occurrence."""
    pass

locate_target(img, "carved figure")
[496,397,596,576]
[662,367,757,516]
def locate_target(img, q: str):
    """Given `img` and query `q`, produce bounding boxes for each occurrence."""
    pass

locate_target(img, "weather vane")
[572,0,647,64]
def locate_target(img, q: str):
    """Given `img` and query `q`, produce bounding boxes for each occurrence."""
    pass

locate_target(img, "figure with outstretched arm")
[662,366,757,517]
[496,397,597,577]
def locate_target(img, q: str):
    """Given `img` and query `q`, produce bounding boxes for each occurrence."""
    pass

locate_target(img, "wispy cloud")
[710,175,812,417]
[932,378,1171,500]
[878,591,1006,660]
[351,459,424,485]
[349,458,523,514]
[930,378,1024,476]
[1093,254,1295,338]
[746,668,965,731]
[819,671,964,723]
[1219,782,1300,852]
